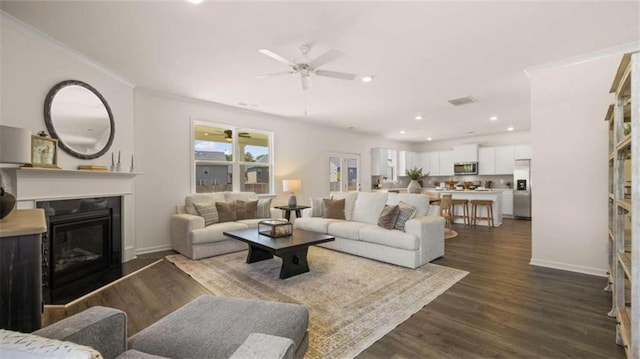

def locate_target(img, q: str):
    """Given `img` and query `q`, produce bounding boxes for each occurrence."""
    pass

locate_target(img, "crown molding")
[524,41,640,76]
[1,10,135,88]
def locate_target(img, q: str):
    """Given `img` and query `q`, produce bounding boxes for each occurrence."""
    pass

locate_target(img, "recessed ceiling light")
[507,126,514,131]
[427,137,432,141]
[400,130,406,134]
[415,115,423,120]
[361,76,373,83]
[186,0,203,4]
[489,116,499,121]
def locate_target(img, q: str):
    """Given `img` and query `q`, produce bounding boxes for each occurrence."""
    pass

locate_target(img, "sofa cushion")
[327,221,369,240]
[323,198,345,219]
[128,296,308,359]
[330,192,358,221]
[294,217,342,234]
[359,225,420,251]
[236,200,258,220]
[224,192,258,203]
[193,203,219,226]
[191,222,248,245]
[257,198,272,218]
[394,201,417,231]
[352,192,388,225]
[185,193,226,215]
[0,329,102,359]
[377,205,400,230]
[386,193,430,218]
[216,202,238,223]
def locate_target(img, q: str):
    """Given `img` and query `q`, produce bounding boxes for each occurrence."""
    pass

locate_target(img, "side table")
[274,205,310,222]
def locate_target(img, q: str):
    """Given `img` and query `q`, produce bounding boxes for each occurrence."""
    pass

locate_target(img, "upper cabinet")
[438,151,455,176]
[478,146,517,175]
[398,151,417,176]
[495,146,515,174]
[514,144,532,160]
[371,148,396,179]
[453,144,479,163]
[478,147,496,175]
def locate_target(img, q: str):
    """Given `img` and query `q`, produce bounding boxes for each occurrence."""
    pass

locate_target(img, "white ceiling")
[2,1,639,142]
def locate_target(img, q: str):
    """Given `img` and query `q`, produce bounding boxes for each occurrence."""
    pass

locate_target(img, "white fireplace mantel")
[2,167,142,262]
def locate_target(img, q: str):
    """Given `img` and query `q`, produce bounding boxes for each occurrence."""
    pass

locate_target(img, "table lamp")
[282,179,301,207]
[0,125,31,219]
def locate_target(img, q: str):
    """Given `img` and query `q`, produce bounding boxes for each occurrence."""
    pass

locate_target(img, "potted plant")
[406,167,424,193]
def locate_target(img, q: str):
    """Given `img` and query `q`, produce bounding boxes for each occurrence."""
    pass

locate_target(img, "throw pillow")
[394,201,418,231]
[257,197,272,218]
[322,198,346,220]
[193,202,219,226]
[216,201,238,223]
[236,200,258,220]
[309,197,326,217]
[377,204,400,230]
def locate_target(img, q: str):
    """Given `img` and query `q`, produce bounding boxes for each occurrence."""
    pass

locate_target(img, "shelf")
[616,135,632,152]
[617,306,632,358]
[618,252,632,280]
[617,199,632,212]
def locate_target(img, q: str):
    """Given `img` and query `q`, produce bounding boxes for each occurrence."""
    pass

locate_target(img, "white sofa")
[171,192,281,259]
[295,192,444,269]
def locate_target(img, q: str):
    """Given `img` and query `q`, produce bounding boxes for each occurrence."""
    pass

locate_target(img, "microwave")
[453,162,478,175]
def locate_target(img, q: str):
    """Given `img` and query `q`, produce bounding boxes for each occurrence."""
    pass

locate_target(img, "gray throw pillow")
[378,204,400,230]
[394,201,418,231]
[236,200,258,220]
[257,197,272,218]
[216,201,238,223]
[193,203,219,226]
[322,198,345,220]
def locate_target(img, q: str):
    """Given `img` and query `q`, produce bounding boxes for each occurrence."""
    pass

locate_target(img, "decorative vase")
[0,187,16,219]
[407,180,422,194]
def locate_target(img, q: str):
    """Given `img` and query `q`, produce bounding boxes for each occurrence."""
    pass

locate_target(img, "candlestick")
[110,152,115,172]
[116,151,122,172]
[130,154,134,173]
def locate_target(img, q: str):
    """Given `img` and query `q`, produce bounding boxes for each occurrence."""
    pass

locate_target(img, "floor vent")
[448,96,478,106]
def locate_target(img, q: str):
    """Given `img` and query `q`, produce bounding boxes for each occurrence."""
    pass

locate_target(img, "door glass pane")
[329,156,341,192]
[347,158,358,192]
[194,125,233,161]
[238,132,269,163]
[195,164,232,193]
[240,165,270,194]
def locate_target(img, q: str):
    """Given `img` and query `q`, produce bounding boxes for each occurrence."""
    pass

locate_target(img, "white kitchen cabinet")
[495,146,515,174]
[398,151,418,176]
[421,152,439,176]
[478,147,496,175]
[438,151,455,176]
[453,144,479,163]
[371,148,385,176]
[501,190,514,216]
[514,144,532,160]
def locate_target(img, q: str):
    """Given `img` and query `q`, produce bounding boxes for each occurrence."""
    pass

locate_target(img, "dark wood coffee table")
[223,228,335,279]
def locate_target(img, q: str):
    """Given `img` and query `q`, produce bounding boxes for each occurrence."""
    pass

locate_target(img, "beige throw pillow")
[216,202,238,223]
[322,198,346,220]
[193,203,219,226]
[378,204,400,230]
[236,200,258,220]
[257,197,272,218]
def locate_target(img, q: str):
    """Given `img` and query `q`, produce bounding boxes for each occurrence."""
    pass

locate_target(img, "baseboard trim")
[135,244,172,255]
[529,258,607,277]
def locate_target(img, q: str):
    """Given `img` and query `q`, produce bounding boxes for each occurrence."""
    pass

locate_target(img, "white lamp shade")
[282,179,301,193]
[0,125,31,164]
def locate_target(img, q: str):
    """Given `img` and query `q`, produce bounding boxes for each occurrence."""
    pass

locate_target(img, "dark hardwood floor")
[48,219,624,358]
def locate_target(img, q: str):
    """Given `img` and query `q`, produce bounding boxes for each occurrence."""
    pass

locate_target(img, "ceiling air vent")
[448,96,478,107]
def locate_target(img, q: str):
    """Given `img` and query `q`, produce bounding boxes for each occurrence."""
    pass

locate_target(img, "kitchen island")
[424,189,503,227]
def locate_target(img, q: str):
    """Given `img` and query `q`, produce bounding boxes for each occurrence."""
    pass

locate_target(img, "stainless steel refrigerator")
[513,159,531,219]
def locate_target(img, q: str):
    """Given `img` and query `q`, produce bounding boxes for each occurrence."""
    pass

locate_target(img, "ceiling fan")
[218,130,250,142]
[257,44,357,91]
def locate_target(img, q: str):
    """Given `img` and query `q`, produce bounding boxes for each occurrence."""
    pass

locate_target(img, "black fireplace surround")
[37,197,122,304]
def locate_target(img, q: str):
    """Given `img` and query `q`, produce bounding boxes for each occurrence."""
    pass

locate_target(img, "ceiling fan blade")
[315,69,357,81]
[301,75,311,91]
[255,71,295,79]
[258,49,296,68]
[309,48,343,69]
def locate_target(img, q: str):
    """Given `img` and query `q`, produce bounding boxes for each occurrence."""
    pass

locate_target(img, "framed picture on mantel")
[28,135,60,168]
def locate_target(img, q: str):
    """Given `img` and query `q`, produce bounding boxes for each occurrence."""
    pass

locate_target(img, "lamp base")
[288,194,297,208]
[0,187,16,219]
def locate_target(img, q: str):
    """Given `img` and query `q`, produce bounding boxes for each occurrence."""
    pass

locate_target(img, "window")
[193,121,273,194]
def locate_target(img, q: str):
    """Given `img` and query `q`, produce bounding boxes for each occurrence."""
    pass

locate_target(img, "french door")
[328,152,360,194]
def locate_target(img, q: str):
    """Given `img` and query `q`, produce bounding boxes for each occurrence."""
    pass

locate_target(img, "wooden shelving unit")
[607,52,639,359]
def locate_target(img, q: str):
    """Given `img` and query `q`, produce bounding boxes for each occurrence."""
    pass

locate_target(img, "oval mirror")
[44,80,115,160]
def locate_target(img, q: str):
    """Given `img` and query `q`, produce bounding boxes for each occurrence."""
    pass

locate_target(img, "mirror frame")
[44,80,115,160]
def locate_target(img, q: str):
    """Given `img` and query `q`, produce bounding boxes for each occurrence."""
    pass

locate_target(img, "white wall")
[529,54,621,276]
[133,89,407,253]
[411,130,531,152]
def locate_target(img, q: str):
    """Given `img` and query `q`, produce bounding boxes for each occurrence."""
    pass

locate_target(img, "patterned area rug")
[166,247,467,359]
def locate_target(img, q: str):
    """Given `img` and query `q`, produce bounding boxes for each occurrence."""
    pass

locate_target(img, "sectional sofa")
[295,192,445,269]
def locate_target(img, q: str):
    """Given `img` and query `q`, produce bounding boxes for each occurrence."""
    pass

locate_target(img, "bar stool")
[451,198,470,225]
[440,194,453,233]
[471,199,494,227]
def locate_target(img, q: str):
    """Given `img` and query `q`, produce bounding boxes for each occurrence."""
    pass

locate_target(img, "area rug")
[166,247,467,359]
